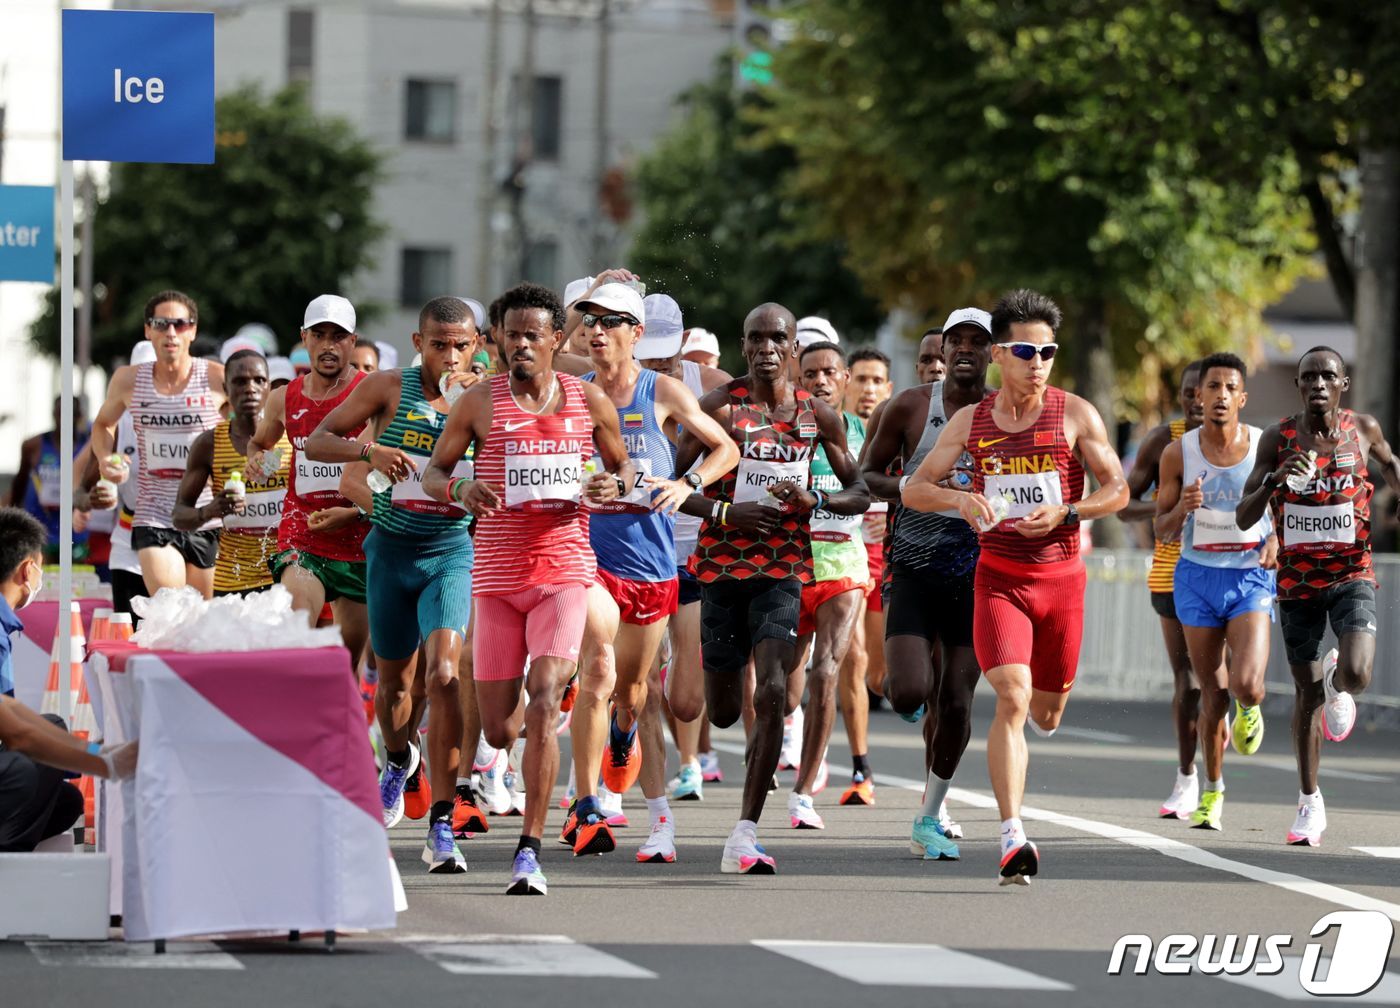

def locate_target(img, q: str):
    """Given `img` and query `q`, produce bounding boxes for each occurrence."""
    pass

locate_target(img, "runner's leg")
[138,544,186,595]
[1160,613,1200,774]
[279,563,327,629]
[1183,626,1229,783]
[795,588,863,796]
[572,585,620,803]
[423,627,464,807]
[184,563,214,599]
[333,598,371,673]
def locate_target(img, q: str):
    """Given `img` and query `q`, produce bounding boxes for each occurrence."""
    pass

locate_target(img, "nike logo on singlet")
[977,436,1009,448]
[503,420,533,432]
[405,410,434,422]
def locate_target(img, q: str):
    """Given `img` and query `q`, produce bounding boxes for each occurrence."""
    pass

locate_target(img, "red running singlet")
[279,371,369,561]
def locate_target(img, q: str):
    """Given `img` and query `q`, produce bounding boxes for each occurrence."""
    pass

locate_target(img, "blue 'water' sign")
[62,9,215,164]
[0,186,55,283]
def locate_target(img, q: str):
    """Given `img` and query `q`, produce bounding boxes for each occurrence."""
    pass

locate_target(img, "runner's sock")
[386,747,409,768]
[852,753,871,779]
[732,818,758,838]
[1299,789,1321,803]
[646,795,671,826]
[1029,720,1056,738]
[515,835,541,856]
[610,713,638,749]
[921,772,952,820]
[1000,817,1026,856]
[1204,778,1224,793]
[430,800,453,824]
[574,794,601,820]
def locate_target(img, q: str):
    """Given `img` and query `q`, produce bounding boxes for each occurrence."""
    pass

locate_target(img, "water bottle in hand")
[440,372,467,407]
[976,490,1012,532]
[367,469,392,494]
[1285,450,1318,493]
[225,470,246,504]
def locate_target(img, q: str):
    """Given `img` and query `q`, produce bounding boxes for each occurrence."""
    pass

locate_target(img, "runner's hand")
[725,501,781,536]
[1260,534,1280,570]
[455,480,502,516]
[956,492,996,530]
[592,267,639,288]
[441,370,480,396]
[1015,504,1066,538]
[645,476,689,515]
[584,470,619,502]
[307,506,360,532]
[210,488,246,516]
[1179,475,1204,514]
[73,508,90,533]
[767,479,815,512]
[1270,454,1312,493]
[88,482,118,510]
[368,444,417,484]
[98,455,129,483]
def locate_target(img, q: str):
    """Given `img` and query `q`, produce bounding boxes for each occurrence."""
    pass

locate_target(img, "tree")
[628,58,882,372]
[31,86,383,367]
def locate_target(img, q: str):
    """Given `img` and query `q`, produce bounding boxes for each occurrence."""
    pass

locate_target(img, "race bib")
[295,455,346,499]
[811,507,862,543]
[1191,507,1257,551]
[146,429,201,477]
[224,489,286,533]
[505,452,582,511]
[587,455,654,515]
[734,457,809,505]
[982,470,1063,522]
[392,458,474,517]
[37,460,62,508]
[1282,501,1355,552]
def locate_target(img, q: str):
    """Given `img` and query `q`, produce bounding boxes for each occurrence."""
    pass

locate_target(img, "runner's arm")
[249,385,287,453]
[8,435,38,507]
[554,352,592,378]
[583,381,638,502]
[172,430,223,529]
[1357,413,1400,497]
[675,390,734,519]
[89,365,136,479]
[860,399,889,466]
[562,268,638,344]
[1067,396,1130,521]
[860,389,916,500]
[1119,424,1171,523]
[1236,424,1288,530]
[423,383,488,505]
[655,374,738,488]
[1153,440,1192,541]
[306,370,396,464]
[339,461,375,514]
[802,398,870,516]
[901,405,982,517]
[206,362,228,414]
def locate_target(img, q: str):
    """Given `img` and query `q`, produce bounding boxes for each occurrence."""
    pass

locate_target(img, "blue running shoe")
[379,742,420,828]
[421,820,467,874]
[670,763,704,802]
[506,848,547,895]
[910,815,960,860]
[897,704,926,725]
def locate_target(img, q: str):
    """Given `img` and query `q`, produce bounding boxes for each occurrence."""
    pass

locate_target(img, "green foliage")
[31,86,383,367]
[628,57,882,373]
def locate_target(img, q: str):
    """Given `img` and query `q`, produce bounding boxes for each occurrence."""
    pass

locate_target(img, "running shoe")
[1230,700,1265,756]
[601,709,643,794]
[720,825,776,875]
[598,784,629,827]
[778,708,804,770]
[560,668,579,713]
[379,742,420,829]
[402,753,432,821]
[506,847,547,895]
[939,801,963,840]
[670,762,704,802]
[788,792,825,830]
[572,808,616,857]
[636,816,677,863]
[1158,771,1199,820]
[910,815,959,860]
[503,739,526,816]
[475,748,513,816]
[1286,794,1327,846]
[897,703,926,725]
[1190,789,1224,831]
[421,820,467,874]
[1321,649,1356,742]
[699,751,723,783]
[998,840,1039,886]
[559,801,582,846]
[809,754,830,795]
[452,788,489,837]
[839,774,875,806]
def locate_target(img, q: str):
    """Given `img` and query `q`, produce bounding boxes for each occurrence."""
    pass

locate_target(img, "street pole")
[515,0,536,281]
[78,167,94,375]
[475,0,502,298]
[592,0,610,263]
[58,160,74,721]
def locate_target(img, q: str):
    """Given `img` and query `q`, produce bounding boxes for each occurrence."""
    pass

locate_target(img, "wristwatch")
[1062,503,1080,526]
[614,475,628,497]
[684,471,704,489]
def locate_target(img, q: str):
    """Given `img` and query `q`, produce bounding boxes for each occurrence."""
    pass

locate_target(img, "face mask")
[16,563,41,611]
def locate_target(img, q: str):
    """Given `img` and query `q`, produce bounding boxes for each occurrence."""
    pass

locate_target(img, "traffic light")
[735,0,785,88]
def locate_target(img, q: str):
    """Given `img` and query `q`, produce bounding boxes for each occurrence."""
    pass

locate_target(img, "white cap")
[577,282,646,325]
[302,294,356,334]
[563,276,596,308]
[219,335,264,362]
[458,297,487,331]
[130,341,157,366]
[374,341,399,370]
[267,356,296,383]
[233,322,278,355]
[636,293,683,358]
[940,306,992,336]
[796,316,840,348]
[681,327,719,358]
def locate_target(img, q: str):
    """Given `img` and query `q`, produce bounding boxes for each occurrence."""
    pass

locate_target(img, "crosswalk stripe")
[402,935,656,978]
[1354,847,1400,859]
[1216,957,1400,1003]
[26,940,244,970]
[753,939,1074,990]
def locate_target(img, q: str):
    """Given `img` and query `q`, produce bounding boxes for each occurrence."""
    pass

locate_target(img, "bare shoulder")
[699,363,732,391]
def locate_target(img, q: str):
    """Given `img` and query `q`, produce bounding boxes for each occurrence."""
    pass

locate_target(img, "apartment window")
[405,79,457,143]
[400,247,453,307]
[522,239,559,290]
[286,9,314,85]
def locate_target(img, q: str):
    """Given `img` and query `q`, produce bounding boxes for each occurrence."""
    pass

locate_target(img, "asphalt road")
[4,694,1398,1007]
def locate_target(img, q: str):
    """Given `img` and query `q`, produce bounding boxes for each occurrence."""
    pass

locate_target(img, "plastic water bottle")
[367,469,392,494]
[255,448,283,482]
[225,469,246,504]
[1285,450,1318,493]
[440,372,467,407]
[976,490,1013,532]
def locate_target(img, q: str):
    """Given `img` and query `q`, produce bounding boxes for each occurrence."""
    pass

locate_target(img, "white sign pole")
[58,160,75,721]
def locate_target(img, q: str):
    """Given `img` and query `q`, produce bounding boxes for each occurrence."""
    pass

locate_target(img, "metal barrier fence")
[1076,550,1400,729]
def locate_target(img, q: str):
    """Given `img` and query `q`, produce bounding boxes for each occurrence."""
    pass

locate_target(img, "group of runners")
[49,274,1388,894]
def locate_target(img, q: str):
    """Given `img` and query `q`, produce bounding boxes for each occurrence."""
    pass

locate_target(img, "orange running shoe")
[560,669,580,713]
[601,709,643,795]
[559,803,581,846]
[839,775,875,806]
[402,755,432,821]
[452,790,489,837]
[572,809,616,857]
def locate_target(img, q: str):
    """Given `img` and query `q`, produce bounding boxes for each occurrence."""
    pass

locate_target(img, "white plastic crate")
[0,852,111,940]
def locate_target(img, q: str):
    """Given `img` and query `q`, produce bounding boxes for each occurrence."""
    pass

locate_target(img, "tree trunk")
[1075,297,1126,548]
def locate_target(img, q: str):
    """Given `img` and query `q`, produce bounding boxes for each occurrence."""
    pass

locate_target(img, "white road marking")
[402,934,656,978]
[26,940,243,970]
[1217,956,1400,1002]
[1354,848,1400,859]
[754,939,1073,990]
[1046,726,1134,743]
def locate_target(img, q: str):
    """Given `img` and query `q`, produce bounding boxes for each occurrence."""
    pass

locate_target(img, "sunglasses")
[581,313,637,331]
[147,317,196,332]
[997,341,1058,361]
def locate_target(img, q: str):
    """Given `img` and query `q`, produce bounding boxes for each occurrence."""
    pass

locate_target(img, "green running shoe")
[1231,700,1264,756]
[1190,789,1224,831]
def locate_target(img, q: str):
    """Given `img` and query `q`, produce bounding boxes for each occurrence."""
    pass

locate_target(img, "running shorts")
[973,553,1085,694]
[798,576,867,636]
[473,583,589,682]
[1149,591,1178,621]
[597,567,678,626]
[270,547,368,604]
[365,527,474,661]
[864,541,885,612]
[1279,579,1377,665]
[131,526,220,569]
[884,563,975,648]
[677,567,702,607]
[699,577,802,673]
[1173,560,1274,629]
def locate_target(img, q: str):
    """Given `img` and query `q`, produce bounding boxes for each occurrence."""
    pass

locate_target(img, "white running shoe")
[808,748,830,795]
[788,791,825,830]
[699,751,723,783]
[1286,793,1327,846]
[636,816,677,863]
[938,800,963,839]
[1159,770,1199,820]
[779,708,803,771]
[475,748,513,816]
[598,783,629,827]
[1321,649,1357,742]
[504,738,527,816]
[720,823,776,874]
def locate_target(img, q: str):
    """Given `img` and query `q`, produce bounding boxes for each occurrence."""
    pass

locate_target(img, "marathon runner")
[563,285,736,861]
[249,295,370,666]
[10,396,90,564]
[89,291,225,598]
[173,351,291,596]
[782,340,872,828]
[1236,346,1400,845]
[1120,360,1205,819]
[903,290,1128,884]
[421,282,636,896]
[861,308,993,854]
[676,302,868,875]
[307,296,481,871]
[1154,352,1275,832]
[350,339,380,374]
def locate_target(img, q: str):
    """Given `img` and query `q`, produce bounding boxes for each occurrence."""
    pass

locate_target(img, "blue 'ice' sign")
[0,186,55,283]
[62,9,215,164]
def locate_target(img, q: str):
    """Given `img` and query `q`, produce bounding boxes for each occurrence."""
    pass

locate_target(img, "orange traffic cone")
[89,607,111,646]
[71,671,99,841]
[109,612,133,642]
